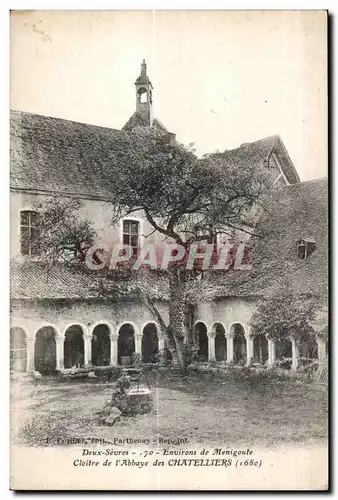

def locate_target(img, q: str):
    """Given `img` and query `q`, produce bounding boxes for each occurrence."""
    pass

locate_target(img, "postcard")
[10,10,328,491]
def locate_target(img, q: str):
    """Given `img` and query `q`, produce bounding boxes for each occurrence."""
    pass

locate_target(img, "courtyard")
[11,370,328,449]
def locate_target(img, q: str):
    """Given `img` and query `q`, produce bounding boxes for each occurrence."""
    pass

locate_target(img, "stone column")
[83,334,93,367]
[316,336,326,361]
[25,337,35,373]
[55,336,65,371]
[226,334,234,364]
[291,336,299,372]
[135,334,142,356]
[267,338,276,368]
[207,332,216,362]
[158,335,165,352]
[110,333,118,366]
[245,335,254,366]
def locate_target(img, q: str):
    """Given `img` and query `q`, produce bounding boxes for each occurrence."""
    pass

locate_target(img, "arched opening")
[118,324,135,365]
[231,323,246,364]
[138,88,148,103]
[253,334,268,365]
[91,324,111,366]
[299,338,318,359]
[35,326,57,375]
[10,327,27,372]
[194,322,208,361]
[275,338,293,369]
[64,325,84,369]
[213,323,227,361]
[142,323,159,363]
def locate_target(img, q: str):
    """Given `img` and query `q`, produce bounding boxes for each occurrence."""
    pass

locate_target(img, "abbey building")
[10,61,328,375]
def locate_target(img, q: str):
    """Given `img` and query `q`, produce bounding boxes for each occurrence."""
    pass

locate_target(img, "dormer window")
[296,238,316,259]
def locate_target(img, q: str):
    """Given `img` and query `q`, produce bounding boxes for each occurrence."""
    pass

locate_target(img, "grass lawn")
[11,370,328,448]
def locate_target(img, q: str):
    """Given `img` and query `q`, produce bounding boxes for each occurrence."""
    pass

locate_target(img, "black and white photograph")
[9,10,328,490]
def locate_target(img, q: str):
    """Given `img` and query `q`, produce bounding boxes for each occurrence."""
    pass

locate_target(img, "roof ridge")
[10,109,123,135]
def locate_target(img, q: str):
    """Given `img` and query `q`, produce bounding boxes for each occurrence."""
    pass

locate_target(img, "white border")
[3,4,334,499]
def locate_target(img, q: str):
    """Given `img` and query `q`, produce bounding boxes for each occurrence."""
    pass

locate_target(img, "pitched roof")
[10,262,101,300]
[10,110,131,199]
[121,112,171,134]
[10,261,169,301]
[211,177,328,300]
[10,110,175,197]
[219,135,300,184]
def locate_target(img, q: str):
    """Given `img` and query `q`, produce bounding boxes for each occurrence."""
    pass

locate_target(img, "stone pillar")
[245,335,254,366]
[158,335,165,352]
[226,334,234,364]
[267,338,276,368]
[135,334,142,356]
[110,333,118,366]
[291,337,299,372]
[55,336,65,371]
[316,336,326,361]
[25,337,35,373]
[207,332,216,362]
[83,334,93,367]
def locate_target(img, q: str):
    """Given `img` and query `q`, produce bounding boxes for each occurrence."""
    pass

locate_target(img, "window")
[20,210,39,256]
[123,220,140,255]
[297,239,316,260]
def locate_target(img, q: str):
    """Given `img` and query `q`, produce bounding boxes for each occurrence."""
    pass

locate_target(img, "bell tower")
[134,59,153,126]
[123,59,173,136]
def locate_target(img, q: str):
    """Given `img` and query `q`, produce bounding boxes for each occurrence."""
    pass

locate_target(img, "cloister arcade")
[10,319,165,375]
[10,317,327,375]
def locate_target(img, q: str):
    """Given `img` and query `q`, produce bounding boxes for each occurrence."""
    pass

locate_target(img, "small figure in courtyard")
[110,368,140,411]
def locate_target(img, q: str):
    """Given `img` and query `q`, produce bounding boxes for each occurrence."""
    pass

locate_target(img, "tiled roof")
[11,111,298,200]
[212,177,328,300]
[10,110,132,199]
[219,135,300,184]
[10,262,101,300]
[10,110,173,197]
[122,113,171,134]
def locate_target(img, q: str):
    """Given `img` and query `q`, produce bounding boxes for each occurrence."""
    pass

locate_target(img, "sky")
[10,10,327,181]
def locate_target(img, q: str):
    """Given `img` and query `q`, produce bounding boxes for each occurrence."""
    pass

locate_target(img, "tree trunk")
[168,268,188,372]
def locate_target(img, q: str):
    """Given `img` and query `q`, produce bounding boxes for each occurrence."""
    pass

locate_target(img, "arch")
[212,323,227,362]
[35,326,57,375]
[142,323,159,363]
[137,87,148,103]
[193,320,210,331]
[91,324,111,366]
[117,323,135,365]
[64,324,85,369]
[299,337,318,360]
[194,322,208,361]
[33,322,59,337]
[62,322,88,337]
[230,323,247,364]
[90,321,114,336]
[253,334,268,365]
[10,322,30,337]
[140,320,160,333]
[10,327,27,372]
[275,338,293,370]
